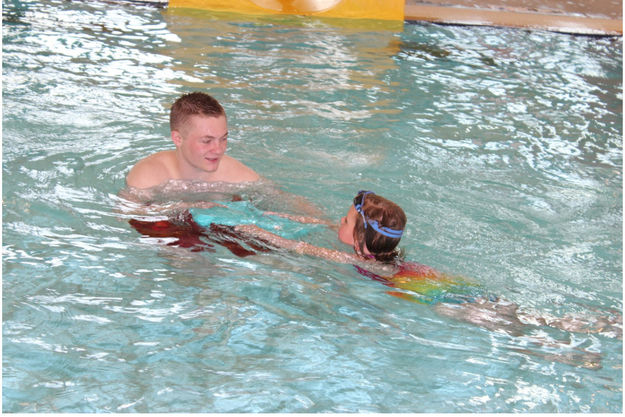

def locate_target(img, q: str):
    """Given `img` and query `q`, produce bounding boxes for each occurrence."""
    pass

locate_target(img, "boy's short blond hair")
[170,92,225,132]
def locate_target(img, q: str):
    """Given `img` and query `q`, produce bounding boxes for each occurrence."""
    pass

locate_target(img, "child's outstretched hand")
[263,211,334,227]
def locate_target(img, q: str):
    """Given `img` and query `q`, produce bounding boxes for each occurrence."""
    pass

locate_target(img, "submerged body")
[354,261,486,305]
[231,192,622,347]
[128,192,622,370]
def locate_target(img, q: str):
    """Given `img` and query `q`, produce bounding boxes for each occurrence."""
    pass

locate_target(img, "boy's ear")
[171,130,182,147]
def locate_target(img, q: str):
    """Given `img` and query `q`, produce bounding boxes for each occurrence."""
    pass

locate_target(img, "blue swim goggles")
[353,190,403,239]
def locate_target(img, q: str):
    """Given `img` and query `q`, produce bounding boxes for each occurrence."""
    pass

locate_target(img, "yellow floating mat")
[168,0,404,21]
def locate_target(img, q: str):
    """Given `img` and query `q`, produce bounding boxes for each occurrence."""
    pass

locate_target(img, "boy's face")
[338,205,358,246]
[172,114,228,175]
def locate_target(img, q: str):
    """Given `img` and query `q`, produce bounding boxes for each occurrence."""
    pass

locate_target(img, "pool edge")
[404,4,623,36]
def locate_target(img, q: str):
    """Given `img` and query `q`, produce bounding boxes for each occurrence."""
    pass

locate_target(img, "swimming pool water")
[3,0,622,412]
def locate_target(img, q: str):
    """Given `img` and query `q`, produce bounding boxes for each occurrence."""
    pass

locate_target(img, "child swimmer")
[239,190,476,295]
[236,190,408,274]
[235,190,622,344]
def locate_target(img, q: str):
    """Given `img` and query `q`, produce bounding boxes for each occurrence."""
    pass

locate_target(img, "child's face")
[338,204,358,246]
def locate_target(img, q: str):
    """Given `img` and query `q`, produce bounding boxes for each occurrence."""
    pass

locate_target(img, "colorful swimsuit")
[355,261,488,305]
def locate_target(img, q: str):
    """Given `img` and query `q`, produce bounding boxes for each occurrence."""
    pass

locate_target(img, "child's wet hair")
[352,191,406,263]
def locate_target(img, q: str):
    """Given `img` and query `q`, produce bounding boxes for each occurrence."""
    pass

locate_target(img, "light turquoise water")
[3,0,622,412]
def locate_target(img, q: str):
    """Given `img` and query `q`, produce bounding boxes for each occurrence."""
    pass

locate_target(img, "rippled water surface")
[3,0,622,412]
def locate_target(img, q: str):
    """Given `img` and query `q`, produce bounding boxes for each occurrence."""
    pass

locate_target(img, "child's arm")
[234,224,357,264]
[263,211,335,228]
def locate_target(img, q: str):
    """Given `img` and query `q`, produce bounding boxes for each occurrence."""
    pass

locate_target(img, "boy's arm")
[258,180,326,219]
[117,187,224,218]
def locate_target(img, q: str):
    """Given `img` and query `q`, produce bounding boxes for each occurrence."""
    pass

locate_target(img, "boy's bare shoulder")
[221,155,260,182]
[126,150,176,189]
